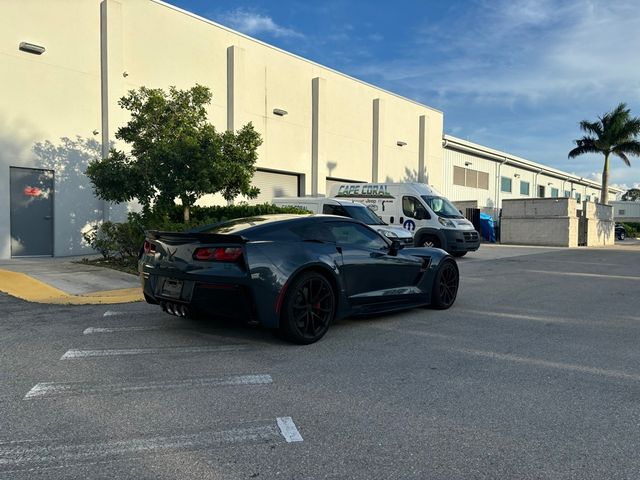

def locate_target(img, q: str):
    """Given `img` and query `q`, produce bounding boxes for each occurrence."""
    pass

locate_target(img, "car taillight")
[143,241,156,254]
[193,247,243,262]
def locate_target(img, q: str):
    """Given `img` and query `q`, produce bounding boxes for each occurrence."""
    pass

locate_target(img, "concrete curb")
[0,268,143,305]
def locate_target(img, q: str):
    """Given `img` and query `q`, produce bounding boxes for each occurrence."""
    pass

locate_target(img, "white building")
[0,0,620,258]
[611,201,640,222]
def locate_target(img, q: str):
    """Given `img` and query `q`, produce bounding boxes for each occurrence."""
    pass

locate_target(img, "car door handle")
[44,216,52,220]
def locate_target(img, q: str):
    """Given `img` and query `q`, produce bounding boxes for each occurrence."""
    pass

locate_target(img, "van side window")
[322,204,348,217]
[402,196,430,220]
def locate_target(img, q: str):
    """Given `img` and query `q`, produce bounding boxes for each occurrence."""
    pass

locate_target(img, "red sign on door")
[23,186,42,197]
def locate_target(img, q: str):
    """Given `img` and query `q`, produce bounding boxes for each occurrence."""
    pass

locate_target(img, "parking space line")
[60,345,248,359]
[24,374,273,399]
[0,420,292,472]
[525,270,640,281]
[443,346,640,382]
[103,311,125,317]
[455,310,579,326]
[83,326,172,335]
[276,417,304,443]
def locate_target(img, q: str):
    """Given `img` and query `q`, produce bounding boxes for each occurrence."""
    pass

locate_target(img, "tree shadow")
[32,136,132,256]
[385,166,429,184]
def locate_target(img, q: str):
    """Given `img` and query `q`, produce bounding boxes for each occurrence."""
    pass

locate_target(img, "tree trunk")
[183,204,190,223]
[601,153,610,205]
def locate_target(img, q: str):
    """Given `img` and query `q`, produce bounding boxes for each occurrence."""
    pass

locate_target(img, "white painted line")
[0,423,283,472]
[525,270,640,281]
[455,309,577,326]
[60,345,248,359]
[276,416,303,443]
[83,326,169,335]
[446,346,640,382]
[102,311,125,317]
[24,374,273,399]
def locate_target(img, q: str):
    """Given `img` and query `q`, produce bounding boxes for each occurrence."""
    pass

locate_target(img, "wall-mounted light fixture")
[396,141,407,147]
[19,42,45,55]
[464,161,472,166]
[514,173,521,178]
[273,108,288,116]
[123,71,129,77]
[547,182,553,186]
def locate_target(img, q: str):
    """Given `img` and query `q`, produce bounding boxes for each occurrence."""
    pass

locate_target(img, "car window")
[322,204,348,216]
[402,196,426,219]
[290,223,335,243]
[327,222,388,250]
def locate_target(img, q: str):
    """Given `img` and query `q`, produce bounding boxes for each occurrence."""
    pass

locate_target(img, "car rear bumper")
[141,270,258,322]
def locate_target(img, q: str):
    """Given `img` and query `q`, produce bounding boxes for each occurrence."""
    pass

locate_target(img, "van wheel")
[419,235,440,248]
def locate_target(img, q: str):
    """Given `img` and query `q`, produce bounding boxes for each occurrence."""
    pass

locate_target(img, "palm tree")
[568,103,640,205]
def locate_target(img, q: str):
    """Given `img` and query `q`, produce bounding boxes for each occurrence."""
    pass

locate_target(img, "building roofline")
[443,134,623,194]
[151,0,442,115]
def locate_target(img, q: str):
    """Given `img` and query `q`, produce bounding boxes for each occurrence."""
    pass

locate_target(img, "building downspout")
[496,157,508,210]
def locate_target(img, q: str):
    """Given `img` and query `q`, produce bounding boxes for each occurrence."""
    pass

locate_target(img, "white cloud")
[217,8,303,38]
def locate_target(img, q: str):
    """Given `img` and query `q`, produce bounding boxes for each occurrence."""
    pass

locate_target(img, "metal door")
[10,167,54,257]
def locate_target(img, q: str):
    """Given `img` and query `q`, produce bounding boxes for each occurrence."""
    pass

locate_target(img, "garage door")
[241,169,299,204]
[326,177,366,197]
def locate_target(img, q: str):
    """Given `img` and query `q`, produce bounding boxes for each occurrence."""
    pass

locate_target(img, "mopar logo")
[403,219,416,231]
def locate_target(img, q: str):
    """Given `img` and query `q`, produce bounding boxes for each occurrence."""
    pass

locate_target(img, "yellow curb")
[0,269,144,305]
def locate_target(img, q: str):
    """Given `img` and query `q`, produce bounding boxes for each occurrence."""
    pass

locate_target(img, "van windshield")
[421,196,463,219]
[342,205,386,225]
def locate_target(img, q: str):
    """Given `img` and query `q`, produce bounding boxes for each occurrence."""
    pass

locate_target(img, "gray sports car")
[139,214,459,344]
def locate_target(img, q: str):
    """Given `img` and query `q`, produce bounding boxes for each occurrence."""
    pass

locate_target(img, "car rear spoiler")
[146,230,247,244]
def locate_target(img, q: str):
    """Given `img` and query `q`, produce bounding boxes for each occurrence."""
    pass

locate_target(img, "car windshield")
[342,205,386,225]
[421,196,463,218]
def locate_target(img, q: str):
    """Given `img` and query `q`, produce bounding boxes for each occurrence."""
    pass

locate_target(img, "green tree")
[568,103,640,205]
[622,188,640,201]
[86,84,261,221]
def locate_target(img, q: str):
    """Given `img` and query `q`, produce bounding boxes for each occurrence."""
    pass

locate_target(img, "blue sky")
[167,0,640,192]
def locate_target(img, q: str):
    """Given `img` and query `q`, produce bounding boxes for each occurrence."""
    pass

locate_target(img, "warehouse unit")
[612,201,640,222]
[442,135,621,216]
[0,0,617,259]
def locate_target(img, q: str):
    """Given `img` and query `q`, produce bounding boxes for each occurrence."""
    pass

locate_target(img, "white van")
[329,182,480,257]
[272,197,414,246]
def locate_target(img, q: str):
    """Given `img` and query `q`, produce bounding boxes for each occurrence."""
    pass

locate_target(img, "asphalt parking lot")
[1,243,639,479]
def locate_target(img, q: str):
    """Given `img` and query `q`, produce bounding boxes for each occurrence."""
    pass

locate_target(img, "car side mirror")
[389,239,401,256]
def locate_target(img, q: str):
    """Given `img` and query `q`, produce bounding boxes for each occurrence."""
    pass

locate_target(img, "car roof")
[195,213,356,235]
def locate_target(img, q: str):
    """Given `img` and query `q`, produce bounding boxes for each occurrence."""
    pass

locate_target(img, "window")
[575,193,581,202]
[551,188,559,197]
[291,224,335,243]
[538,185,546,197]
[453,166,465,186]
[564,190,571,198]
[619,209,626,215]
[327,222,388,250]
[402,196,429,219]
[323,204,348,216]
[466,169,478,188]
[501,176,512,193]
[421,196,461,218]
[478,171,489,190]
[453,166,489,190]
[520,181,530,195]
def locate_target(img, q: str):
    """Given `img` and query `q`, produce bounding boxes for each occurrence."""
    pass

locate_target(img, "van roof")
[273,196,368,207]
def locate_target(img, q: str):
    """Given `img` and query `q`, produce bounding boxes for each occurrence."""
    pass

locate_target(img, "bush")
[84,204,309,260]
[620,222,640,237]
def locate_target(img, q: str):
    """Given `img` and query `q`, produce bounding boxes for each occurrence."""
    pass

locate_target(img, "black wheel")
[451,251,467,258]
[429,259,459,310]
[420,235,440,248]
[280,272,335,344]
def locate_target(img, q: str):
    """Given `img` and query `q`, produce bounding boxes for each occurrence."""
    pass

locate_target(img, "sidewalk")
[0,256,143,305]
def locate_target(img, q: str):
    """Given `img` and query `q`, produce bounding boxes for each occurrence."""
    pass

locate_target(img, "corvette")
[139,214,459,344]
